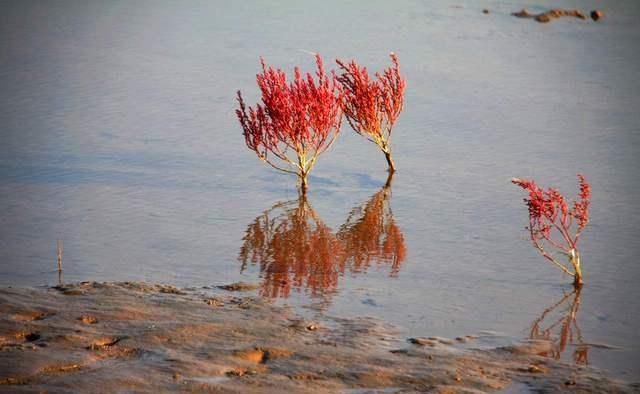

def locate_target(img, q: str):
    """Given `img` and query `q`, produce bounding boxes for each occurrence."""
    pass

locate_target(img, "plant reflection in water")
[238,174,405,302]
[336,174,405,277]
[529,289,589,365]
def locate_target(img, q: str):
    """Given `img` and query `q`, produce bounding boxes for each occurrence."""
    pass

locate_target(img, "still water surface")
[1,0,639,380]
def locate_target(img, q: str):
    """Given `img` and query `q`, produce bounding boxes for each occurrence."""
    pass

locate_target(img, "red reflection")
[337,174,405,276]
[238,174,406,300]
[238,197,343,299]
[529,289,588,365]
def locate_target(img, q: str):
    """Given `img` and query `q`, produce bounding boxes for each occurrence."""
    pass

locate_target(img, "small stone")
[79,315,98,324]
[512,8,532,18]
[527,364,546,373]
[591,10,604,21]
[204,298,224,307]
[535,14,552,23]
[409,337,437,347]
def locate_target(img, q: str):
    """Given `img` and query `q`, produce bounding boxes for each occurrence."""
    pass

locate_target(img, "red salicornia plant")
[512,175,591,287]
[236,55,342,193]
[336,53,406,172]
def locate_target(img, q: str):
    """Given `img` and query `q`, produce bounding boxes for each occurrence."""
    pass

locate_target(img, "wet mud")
[0,282,636,393]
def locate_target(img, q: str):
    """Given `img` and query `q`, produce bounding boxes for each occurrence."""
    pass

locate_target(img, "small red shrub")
[336,53,406,172]
[236,54,343,193]
[512,175,591,287]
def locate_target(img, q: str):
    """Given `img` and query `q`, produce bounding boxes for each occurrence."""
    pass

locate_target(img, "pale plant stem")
[532,237,575,277]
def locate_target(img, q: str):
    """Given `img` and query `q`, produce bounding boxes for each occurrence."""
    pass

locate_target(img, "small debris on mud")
[204,297,225,307]
[512,8,588,23]
[87,336,126,350]
[217,282,260,292]
[78,315,98,324]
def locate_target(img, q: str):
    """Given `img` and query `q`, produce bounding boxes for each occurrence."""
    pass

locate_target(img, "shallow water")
[1,0,639,380]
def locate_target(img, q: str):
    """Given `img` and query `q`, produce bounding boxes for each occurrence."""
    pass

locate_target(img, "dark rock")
[591,10,604,21]
[512,8,532,18]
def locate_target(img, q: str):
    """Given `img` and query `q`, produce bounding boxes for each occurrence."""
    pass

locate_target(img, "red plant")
[236,54,343,193]
[512,175,591,287]
[336,53,406,172]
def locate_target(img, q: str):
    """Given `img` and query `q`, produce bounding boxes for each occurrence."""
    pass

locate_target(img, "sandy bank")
[0,282,636,393]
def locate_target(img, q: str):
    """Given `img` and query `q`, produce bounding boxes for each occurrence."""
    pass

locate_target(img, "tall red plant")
[236,54,343,193]
[336,53,406,172]
[512,175,591,287]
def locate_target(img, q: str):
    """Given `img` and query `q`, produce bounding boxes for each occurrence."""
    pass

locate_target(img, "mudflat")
[0,282,636,393]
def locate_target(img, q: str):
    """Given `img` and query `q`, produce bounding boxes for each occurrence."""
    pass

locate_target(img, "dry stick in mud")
[336,53,406,173]
[236,54,343,194]
[512,175,591,288]
[57,240,63,285]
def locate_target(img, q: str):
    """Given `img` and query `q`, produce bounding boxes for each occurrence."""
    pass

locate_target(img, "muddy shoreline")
[0,282,637,393]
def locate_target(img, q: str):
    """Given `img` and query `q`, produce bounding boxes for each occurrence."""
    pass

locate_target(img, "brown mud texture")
[0,282,637,393]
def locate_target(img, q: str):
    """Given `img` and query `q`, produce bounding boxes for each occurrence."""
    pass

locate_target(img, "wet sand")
[0,282,637,393]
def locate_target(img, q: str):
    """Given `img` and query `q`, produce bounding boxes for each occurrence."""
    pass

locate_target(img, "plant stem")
[384,149,395,173]
[571,250,583,288]
[383,171,395,190]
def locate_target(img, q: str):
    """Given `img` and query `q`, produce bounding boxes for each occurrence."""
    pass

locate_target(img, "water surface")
[1,0,639,380]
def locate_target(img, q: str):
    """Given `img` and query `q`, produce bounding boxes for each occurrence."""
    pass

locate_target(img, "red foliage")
[236,54,343,192]
[336,53,406,171]
[512,175,590,285]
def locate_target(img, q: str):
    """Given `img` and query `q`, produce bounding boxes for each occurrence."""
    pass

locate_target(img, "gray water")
[1,0,639,381]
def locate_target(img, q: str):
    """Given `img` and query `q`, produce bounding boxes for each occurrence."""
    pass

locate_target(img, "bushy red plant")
[336,53,406,172]
[512,175,591,287]
[236,54,343,193]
